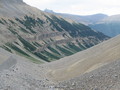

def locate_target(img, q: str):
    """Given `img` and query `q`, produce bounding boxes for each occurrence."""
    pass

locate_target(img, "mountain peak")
[44,9,55,13]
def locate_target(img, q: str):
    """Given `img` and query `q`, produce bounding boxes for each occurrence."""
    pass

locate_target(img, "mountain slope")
[46,35,120,81]
[0,47,52,89]
[0,35,119,90]
[57,57,120,90]
[45,9,120,37]
[0,0,109,63]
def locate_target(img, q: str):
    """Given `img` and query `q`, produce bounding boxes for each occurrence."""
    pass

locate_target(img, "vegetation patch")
[37,18,44,26]
[8,19,16,25]
[63,45,77,53]
[15,17,36,33]
[19,27,29,33]
[56,45,74,56]
[48,46,61,55]
[8,26,17,35]
[78,43,86,50]
[32,42,42,47]
[41,50,60,60]
[6,43,29,57]
[1,45,12,53]
[0,19,4,24]
[18,36,36,51]
[34,52,50,62]
[44,15,63,32]
[68,43,82,52]
[2,18,7,24]
[6,43,41,63]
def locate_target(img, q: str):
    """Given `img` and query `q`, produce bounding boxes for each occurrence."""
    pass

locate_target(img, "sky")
[23,0,120,16]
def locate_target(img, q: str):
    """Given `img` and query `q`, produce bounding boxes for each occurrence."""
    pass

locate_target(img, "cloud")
[23,0,120,15]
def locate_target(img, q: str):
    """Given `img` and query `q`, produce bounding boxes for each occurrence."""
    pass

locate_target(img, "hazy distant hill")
[44,9,108,25]
[89,15,120,37]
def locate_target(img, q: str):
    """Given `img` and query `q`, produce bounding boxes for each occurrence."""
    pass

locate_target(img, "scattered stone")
[72,82,75,86]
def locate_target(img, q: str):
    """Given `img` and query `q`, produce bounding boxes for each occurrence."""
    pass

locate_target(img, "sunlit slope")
[47,35,120,81]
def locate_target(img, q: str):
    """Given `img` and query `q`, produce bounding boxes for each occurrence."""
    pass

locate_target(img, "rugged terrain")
[0,33,120,90]
[0,0,108,63]
[1,0,120,90]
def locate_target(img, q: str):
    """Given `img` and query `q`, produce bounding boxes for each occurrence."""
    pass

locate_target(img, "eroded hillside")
[0,0,109,63]
[0,32,119,90]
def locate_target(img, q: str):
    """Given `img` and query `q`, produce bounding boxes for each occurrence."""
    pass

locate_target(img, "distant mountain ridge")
[44,9,108,25]
[44,9,120,37]
[89,14,120,37]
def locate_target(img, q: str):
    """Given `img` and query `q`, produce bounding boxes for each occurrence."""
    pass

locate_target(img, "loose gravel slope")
[46,35,120,81]
[0,35,120,90]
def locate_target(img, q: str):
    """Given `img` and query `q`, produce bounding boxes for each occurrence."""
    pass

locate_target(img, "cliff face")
[0,0,109,63]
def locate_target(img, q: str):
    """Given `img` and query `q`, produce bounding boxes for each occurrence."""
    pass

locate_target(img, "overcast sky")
[23,0,120,16]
